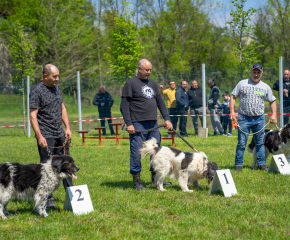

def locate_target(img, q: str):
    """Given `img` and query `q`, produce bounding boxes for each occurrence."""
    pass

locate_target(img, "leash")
[134,124,199,153]
[234,119,279,136]
[46,136,72,156]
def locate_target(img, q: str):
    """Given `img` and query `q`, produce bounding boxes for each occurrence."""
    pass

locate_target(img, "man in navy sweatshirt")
[175,80,189,137]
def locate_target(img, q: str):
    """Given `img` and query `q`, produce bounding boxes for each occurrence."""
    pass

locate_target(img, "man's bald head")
[42,64,60,87]
[137,59,152,80]
[42,64,58,77]
[284,70,290,81]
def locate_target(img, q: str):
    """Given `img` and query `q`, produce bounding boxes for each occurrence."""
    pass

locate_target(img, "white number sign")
[208,169,237,197]
[268,154,290,175]
[64,184,94,215]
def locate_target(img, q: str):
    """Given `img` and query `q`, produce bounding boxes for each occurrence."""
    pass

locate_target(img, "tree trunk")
[239,17,244,79]
[22,76,26,136]
[98,0,102,85]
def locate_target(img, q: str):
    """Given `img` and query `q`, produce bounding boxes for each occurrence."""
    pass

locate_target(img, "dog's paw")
[40,213,49,218]
[182,190,193,193]
[0,215,7,219]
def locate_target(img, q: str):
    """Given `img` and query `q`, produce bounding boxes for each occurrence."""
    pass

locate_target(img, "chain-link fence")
[0,64,283,137]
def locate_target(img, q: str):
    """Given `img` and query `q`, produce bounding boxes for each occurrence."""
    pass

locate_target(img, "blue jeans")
[129,121,161,174]
[235,114,265,166]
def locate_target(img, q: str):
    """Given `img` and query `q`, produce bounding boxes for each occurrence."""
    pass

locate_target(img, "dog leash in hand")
[46,136,72,156]
[134,124,199,153]
[234,119,279,136]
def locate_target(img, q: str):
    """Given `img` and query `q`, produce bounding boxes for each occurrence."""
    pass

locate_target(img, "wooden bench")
[78,125,178,147]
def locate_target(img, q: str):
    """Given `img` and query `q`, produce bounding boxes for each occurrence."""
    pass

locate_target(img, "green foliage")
[227,0,259,78]
[106,1,143,81]
[6,20,35,82]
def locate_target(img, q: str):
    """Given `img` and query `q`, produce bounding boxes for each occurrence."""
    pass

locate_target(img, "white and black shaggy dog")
[0,155,79,219]
[140,138,218,192]
[247,123,290,168]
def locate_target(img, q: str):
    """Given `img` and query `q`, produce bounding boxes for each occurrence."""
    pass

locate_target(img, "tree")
[106,1,143,81]
[227,0,258,78]
[7,20,35,136]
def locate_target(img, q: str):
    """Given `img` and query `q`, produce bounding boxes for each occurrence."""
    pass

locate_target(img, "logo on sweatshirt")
[142,85,155,99]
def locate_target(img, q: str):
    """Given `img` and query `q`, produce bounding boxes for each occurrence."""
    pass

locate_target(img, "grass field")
[1,130,290,239]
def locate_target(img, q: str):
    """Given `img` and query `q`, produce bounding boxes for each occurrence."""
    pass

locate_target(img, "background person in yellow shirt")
[160,81,178,132]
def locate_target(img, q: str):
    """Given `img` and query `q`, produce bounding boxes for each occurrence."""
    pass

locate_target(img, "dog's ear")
[51,156,65,173]
[202,170,208,177]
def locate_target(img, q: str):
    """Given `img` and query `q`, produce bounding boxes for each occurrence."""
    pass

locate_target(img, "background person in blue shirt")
[216,92,232,136]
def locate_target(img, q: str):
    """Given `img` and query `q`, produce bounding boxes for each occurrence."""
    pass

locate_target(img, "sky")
[212,0,266,27]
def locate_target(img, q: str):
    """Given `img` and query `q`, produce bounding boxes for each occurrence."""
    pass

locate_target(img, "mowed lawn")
[1,130,290,240]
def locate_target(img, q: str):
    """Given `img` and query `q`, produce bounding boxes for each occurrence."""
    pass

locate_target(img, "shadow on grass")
[101,181,208,192]
[5,199,62,218]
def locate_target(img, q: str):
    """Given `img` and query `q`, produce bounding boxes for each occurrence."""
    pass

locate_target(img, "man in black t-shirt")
[120,59,173,190]
[30,64,73,209]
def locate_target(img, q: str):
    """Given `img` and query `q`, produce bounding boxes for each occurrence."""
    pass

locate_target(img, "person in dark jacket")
[208,78,223,135]
[187,80,204,135]
[273,69,290,124]
[93,85,115,135]
[175,80,189,137]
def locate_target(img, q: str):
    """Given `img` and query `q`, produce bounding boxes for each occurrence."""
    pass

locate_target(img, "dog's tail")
[140,137,159,158]
[247,137,255,153]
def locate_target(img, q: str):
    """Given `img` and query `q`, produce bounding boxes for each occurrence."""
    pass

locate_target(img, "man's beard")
[283,77,290,82]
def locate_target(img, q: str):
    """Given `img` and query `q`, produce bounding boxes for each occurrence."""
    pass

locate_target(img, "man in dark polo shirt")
[120,59,173,190]
[187,80,204,135]
[29,64,73,209]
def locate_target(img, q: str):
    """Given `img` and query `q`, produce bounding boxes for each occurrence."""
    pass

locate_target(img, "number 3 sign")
[208,169,238,197]
[64,184,94,215]
[268,154,290,175]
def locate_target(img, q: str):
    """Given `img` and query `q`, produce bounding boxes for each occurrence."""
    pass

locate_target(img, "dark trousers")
[129,121,161,174]
[221,116,232,134]
[168,108,178,130]
[37,135,73,201]
[99,111,115,135]
[283,106,290,124]
[176,108,188,136]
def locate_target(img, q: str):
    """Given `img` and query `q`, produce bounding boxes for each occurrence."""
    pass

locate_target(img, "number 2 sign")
[64,184,94,215]
[208,169,238,197]
[268,154,290,175]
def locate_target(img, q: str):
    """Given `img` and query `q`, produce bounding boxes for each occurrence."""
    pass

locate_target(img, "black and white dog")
[247,123,290,168]
[140,138,218,192]
[0,155,79,219]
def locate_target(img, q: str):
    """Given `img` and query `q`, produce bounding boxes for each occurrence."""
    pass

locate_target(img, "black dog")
[0,155,79,219]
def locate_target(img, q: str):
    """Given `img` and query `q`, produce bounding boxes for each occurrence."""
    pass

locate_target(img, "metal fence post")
[202,64,206,128]
[77,71,82,136]
[279,56,283,128]
[27,76,31,137]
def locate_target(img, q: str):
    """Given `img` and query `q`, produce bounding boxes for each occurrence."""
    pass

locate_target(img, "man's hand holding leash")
[164,120,173,130]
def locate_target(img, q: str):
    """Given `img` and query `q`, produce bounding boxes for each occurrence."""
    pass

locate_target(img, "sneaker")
[258,165,268,171]
[223,134,227,136]
[235,166,242,171]
[227,133,232,137]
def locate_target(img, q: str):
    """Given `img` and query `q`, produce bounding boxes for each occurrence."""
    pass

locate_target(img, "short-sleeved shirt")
[121,76,163,122]
[30,82,64,138]
[232,78,276,117]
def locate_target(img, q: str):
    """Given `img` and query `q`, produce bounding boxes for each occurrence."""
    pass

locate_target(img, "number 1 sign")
[208,169,238,197]
[64,184,94,215]
[268,154,290,175]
